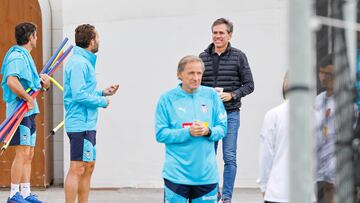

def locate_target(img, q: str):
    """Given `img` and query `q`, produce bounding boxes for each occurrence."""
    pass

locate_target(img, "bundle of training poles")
[0,38,73,154]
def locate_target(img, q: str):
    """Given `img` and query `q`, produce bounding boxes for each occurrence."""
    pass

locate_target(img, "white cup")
[214,87,224,95]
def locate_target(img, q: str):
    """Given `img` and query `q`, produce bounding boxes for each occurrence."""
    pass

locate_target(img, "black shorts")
[10,115,36,147]
[67,131,96,162]
[164,179,218,202]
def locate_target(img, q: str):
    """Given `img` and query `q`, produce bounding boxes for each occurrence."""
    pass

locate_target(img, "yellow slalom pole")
[49,76,63,91]
[49,48,65,69]
[49,121,64,136]
[48,76,65,136]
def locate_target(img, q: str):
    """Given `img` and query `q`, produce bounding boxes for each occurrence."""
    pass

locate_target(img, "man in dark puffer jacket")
[200,18,254,203]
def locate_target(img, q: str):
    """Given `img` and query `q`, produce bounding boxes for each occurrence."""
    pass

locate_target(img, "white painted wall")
[62,0,288,188]
[39,0,65,185]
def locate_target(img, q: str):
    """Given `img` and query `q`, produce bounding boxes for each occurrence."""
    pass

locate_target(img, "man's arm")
[7,76,34,110]
[231,53,254,100]
[70,64,108,108]
[208,92,228,141]
[258,111,276,195]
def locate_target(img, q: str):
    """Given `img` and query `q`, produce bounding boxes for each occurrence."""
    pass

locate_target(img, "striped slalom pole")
[40,38,68,74]
[48,45,73,76]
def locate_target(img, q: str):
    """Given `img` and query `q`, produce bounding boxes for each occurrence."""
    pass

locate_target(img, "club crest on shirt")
[200,104,208,113]
[22,134,27,141]
[85,150,91,158]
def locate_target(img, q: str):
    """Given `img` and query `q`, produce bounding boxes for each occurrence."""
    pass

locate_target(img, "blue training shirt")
[155,84,227,185]
[64,46,107,132]
[1,45,41,117]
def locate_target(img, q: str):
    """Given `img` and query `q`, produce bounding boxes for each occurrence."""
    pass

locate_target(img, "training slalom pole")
[40,37,68,74]
[0,40,69,136]
[0,105,27,142]
[48,76,65,136]
[0,108,27,155]
[1,90,40,153]
[0,88,32,134]
[49,76,63,91]
[49,121,64,136]
[48,45,73,76]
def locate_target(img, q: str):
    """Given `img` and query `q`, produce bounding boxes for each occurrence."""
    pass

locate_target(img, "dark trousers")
[317,181,335,203]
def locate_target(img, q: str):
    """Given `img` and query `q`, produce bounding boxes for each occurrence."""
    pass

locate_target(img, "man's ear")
[177,72,182,81]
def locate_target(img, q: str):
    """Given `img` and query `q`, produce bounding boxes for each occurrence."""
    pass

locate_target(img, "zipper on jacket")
[191,94,198,121]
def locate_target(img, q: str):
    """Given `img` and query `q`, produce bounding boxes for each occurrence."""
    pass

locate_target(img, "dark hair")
[319,54,334,69]
[15,22,37,45]
[75,24,96,48]
[212,18,233,33]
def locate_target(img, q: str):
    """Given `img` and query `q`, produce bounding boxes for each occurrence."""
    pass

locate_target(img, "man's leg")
[10,146,31,197]
[20,147,34,198]
[221,111,240,201]
[317,181,325,203]
[323,182,335,203]
[65,161,86,203]
[9,115,35,200]
[78,161,95,203]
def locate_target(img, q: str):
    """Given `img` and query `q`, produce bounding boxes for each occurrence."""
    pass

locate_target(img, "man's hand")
[103,84,119,96]
[40,74,50,89]
[220,92,232,102]
[190,121,209,137]
[26,97,34,111]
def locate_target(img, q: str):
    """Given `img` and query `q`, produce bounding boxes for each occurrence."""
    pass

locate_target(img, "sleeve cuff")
[100,96,107,107]
[97,90,103,96]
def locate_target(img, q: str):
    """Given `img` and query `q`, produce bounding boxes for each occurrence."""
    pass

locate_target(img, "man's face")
[91,30,100,53]
[29,31,37,49]
[212,23,232,50]
[177,61,204,93]
[319,65,334,89]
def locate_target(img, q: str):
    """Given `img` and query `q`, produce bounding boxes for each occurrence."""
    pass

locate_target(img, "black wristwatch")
[204,128,212,137]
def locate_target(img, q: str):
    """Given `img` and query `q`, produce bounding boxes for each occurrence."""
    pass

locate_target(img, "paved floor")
[0,187,262,202]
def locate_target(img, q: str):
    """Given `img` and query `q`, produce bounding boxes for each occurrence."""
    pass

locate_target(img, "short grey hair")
[177,55,205,73]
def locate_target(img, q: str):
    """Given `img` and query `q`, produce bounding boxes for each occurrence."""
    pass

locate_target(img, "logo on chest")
[200,104,209,113]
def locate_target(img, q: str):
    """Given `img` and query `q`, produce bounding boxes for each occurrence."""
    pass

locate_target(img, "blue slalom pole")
[40,37,68,74]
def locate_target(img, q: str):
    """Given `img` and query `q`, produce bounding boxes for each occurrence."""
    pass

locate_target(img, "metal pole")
[288,0,314,202]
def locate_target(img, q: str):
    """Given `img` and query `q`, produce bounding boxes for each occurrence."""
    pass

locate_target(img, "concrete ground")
[0,187,262,203]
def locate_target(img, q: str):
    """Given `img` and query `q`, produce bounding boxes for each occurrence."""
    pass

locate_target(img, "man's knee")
[70,163,86,176]
[15,146,33,162]
[223,150,237,165]
[85,162,95,175]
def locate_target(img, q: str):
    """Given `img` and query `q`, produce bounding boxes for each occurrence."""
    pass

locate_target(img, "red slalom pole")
[0,103,27,142]
[0,107,27,153]
[1,90,40,153]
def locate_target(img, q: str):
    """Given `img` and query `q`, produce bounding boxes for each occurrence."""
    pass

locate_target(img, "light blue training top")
[155,84,227,185]
[64,46,107,132]
[1,45,41,117]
